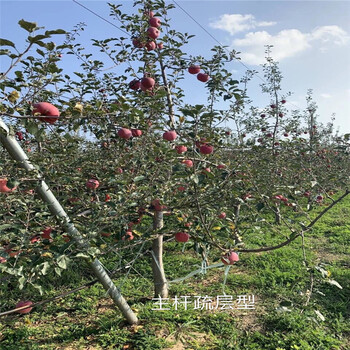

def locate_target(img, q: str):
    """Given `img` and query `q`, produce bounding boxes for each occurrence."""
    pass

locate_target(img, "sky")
[0,0,349,134]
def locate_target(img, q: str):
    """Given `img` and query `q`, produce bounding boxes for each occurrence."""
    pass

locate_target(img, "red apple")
[118,128,132,139]
[131,129,142,137]
[221,251,239,265]
[105,194,111,202]
[15,131,24,140]
[30,235,41,243]
[303,191,311,197]
[175,232,190,243]
[149,17,161,28]
[140,77,155,91]
[177,186,186,192]
[0,178,16,193]
[42,227,53,240]
[0,256,6,263]
[217,164,226,169]
[218,212,226,219]
[203,167,211,173]
[270,104,276,109]
[281,99,286,104]
[316,195,323,201]
[188,65,201,74]
[132,38,144,48]
[86,179,100,190]
[157,42,164,49]
[147,27,160,39]
[175,145,187,154]
[116,168,123,174]
[182,160,193,167]
[260,114,266,118]
[32,102,60,124]
[129,79,141,90]
[284,133,289,137]
[163,130,177,141]
[122,231,134,241]
[279,113,284,117]
[197,73,210,82]
[145,41,156,51]
[144,10,154,18]
[16,300,33,314]
[199,144,213,154]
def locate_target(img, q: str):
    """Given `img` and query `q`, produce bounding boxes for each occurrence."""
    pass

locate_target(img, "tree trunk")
[151,211,168,298]
[274,203,281,225]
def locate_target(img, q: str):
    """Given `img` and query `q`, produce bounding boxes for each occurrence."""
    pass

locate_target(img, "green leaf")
[75,253,90,259]
[18,276,26,290]
[40,261,50,275]
[0,38,15,48]
[134,176,145,183]
[45,29,66,35]
[18,19,38,33]
[31,283,43,295]
[26,122,39,136]
[28,34,49,43]
[57,255,70,269]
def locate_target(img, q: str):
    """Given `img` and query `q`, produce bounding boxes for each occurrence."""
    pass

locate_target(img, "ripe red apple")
[86,178,100,190]
[149,17,161,28]
[177,186,186,192]
[303,191,311,197]
[42,227,53,240]
[118,128,132,139]
[316,195,323,201]
[175,232,190,243]
[157,42,164,49]
[0,178,16,193]
[30,235,41,244]
[284,133,289,137]
[270,104,276,109]
[217,164,226,169]
[129,79,141,90]
[199,144,213,154]
[140,77,155,91]
[281,99,286,104]
[15,131,24,140]
[182,160,193,167]
[175,145,187,154]
[184,222,192,227]
[197,73,210,82]
[218,212,226,219]
[0,256,6,263]
[32,102,60,124]
[257,138,263,143]
[105,194,111,202]
[16,300,33,314]
[261,127,266,132]
[144,10,154,17]
[132,38,144,48]
[274,142,280,146]
[260,114,266,118]
[225,131,231,136]
[266,133,273,138]
[203,167,211,173]
[163,130,177,141]
[151,199,166,211]
[188,65,201,74]
[147,27,160,39]
[131,129,142,137]
[145,41,156,51]
[122,231,134,241]
[279,113,284,117]
[221,251,239,265]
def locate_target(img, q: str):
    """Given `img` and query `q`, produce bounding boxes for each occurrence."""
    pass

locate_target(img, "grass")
[0,197,349,349]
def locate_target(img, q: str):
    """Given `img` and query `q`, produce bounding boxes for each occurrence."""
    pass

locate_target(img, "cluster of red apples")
[188,65,210,83]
